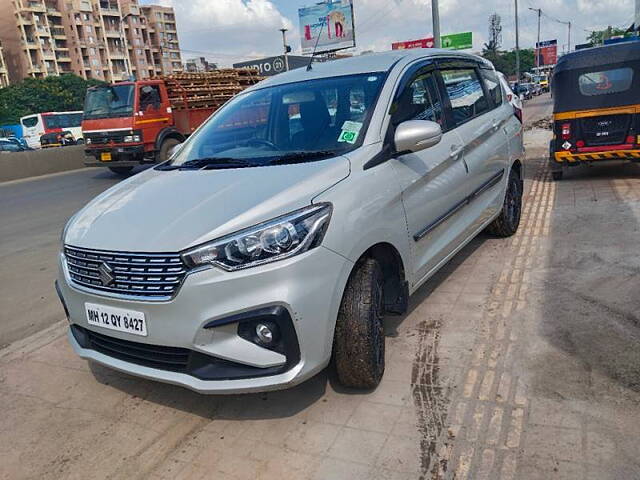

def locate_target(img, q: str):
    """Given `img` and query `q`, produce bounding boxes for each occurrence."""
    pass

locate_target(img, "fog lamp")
[255,322,278,346]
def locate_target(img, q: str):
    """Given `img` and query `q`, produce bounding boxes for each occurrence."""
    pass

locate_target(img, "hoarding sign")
[441,32,473,50]
[233,55,327,77]
[392,37,435,50]
[299,0,355,54]
[536,39,558,66]
[392,32,472,51]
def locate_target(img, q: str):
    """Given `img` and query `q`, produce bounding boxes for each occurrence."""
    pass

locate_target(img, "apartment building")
[141,4,182,76]
[185,56,216,73]
[0,41,9,87]
[0,0,181,84]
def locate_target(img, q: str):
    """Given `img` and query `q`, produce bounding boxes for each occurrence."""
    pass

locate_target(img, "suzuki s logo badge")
[98,262,115,286]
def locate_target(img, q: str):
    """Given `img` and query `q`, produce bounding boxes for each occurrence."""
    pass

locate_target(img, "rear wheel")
[333,258,385,389]
[157,138,180,163]
[75,139,85,145]
[486,168,522,237]
[552,170,563,181]
[108,166,133,175]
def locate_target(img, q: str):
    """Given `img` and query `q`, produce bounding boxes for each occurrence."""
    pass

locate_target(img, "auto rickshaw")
[550,41,640,180]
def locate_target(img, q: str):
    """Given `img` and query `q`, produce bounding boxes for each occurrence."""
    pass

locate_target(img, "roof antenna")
[307,14,327,71]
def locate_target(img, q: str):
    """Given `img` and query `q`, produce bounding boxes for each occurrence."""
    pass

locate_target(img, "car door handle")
[449,145,464,159]
[492,119,501,131]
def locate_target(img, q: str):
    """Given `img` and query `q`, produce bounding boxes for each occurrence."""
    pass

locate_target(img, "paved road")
[0,168,143,347]
[523,93,552,125]
[5,95,640,479]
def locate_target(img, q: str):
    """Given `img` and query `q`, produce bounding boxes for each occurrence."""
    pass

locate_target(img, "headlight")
[124,135,134,143]
[133,134,141,142]
[182,204,332,271]
[85,137,91,145]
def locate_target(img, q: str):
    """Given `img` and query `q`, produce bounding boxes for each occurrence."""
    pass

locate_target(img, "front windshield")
[170,73,386,168]
[44,113,82,129]
[83,85,135,120]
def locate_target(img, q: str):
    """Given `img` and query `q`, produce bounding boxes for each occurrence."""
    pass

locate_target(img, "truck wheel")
[552,171,563,181]
[158,138,180,163]
[75,139,85,145]
[108,166,133,175]
[333,258,385,389]
[486,169,522,237]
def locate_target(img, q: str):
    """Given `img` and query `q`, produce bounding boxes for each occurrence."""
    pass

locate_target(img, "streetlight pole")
[529,7,542,71]
[432,0,441,48]
[515,0,520,82]
[279,28,290,71]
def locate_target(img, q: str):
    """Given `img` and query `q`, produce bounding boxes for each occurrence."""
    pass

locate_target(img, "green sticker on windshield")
[338,121,363,144]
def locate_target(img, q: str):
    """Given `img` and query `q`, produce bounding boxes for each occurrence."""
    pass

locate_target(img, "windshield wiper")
[268,150,336,165]
[178,157,254,170]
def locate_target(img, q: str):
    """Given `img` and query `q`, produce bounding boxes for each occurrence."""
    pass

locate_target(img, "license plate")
[100,152,112,162]
[85,303,147,337]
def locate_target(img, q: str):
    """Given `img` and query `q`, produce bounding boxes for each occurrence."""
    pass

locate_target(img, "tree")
[587,26,627,46]
[481,48,535,78]
[0,74,104,125]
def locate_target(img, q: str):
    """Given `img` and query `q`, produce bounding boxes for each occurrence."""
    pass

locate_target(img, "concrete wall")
[0,146,86,183]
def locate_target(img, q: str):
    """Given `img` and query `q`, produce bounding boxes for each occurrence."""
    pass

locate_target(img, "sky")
[141,0,636,66]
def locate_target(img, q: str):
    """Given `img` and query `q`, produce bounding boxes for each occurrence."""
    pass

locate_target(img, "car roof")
[249,49,491,90]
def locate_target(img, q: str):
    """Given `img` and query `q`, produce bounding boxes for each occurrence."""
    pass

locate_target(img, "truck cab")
[82,80,183,174]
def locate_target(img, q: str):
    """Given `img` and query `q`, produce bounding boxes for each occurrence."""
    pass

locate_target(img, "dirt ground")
[2,95,640,479]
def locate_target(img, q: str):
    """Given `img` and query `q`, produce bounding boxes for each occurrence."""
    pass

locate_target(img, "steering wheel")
[246,138,279,151]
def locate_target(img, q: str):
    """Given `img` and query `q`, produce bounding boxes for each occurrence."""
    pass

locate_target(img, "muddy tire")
[333,258,385,389]
[486,168,522,237]
[108,166,133,175]
[552,170,563,181]
[158,138,180,163]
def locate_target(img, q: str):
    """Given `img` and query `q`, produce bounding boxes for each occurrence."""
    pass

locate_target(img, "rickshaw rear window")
[579,68,633,96]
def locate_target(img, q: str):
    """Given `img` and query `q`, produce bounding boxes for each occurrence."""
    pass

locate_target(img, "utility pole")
[636,0,640,31]
[279,28,290,71]
[529,7,542,70]
[432,0,441,48]
[567,21,571,52]
[515,0,520,82]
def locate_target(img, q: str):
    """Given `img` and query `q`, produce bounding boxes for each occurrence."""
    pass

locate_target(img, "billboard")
[299,0,355,54]
[233,55,327,77]
[441,32,473,50]
[392,32,473,51]
[535,40,558,66]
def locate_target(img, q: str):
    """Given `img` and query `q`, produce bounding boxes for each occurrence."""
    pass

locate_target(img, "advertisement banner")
[536,40,558,66]
[441,32,473,50]
[392,32,473,51]
[392,37,435,50]
[299,0,356,54]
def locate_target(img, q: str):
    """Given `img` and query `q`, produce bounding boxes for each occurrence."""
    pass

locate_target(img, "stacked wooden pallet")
[160,69,263,111]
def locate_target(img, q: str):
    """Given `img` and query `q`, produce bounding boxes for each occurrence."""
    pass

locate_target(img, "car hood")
[66,157,350,252]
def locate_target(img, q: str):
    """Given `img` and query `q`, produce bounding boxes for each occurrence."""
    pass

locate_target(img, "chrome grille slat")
[64,246,187,299]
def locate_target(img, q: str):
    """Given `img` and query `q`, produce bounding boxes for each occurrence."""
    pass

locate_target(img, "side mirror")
[394,120,443,154]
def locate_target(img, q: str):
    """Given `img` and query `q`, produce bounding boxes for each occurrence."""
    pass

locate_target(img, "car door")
[438,62,510,230]
[388,62,469,284]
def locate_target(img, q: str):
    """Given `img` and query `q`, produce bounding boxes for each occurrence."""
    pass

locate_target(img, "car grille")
[581,114,631,146]
[83,327,190,372]
[84,131,127,145]
[64,246,187,299]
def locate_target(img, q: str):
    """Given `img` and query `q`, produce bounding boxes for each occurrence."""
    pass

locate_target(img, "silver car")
[57,50,524,394]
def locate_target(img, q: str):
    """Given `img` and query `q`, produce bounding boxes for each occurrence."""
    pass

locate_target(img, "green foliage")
[587,26,627,46]
[0,74,104,125]
[482,49,535,78]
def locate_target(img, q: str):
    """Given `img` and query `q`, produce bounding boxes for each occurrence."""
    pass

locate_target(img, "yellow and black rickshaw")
[550,41,640,180]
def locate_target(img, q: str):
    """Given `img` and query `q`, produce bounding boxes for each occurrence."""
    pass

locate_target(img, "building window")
[90,47,96,55]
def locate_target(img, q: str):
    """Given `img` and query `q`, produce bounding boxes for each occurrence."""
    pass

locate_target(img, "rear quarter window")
[579,68,633,96]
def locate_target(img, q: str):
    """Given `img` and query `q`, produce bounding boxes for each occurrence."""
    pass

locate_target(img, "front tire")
[157,138,180,163]
[333,258,385,389]
[486,168,522,237]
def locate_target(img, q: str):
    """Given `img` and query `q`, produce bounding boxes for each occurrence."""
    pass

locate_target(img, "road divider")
[0,146,86,183]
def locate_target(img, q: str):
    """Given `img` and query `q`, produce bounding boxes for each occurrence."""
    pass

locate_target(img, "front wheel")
[157,138,181,163]
[108,166,133,175]
[486,169,522,237]
[333,258,385,389]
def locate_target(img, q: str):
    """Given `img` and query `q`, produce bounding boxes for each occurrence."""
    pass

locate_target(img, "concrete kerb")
[0,145,86,183]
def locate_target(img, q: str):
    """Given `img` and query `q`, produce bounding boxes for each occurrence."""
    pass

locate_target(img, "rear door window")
[579,68,633,96]
[439,68,490,126]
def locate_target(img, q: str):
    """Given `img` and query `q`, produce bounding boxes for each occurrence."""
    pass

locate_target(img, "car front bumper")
[57,246,353,394]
